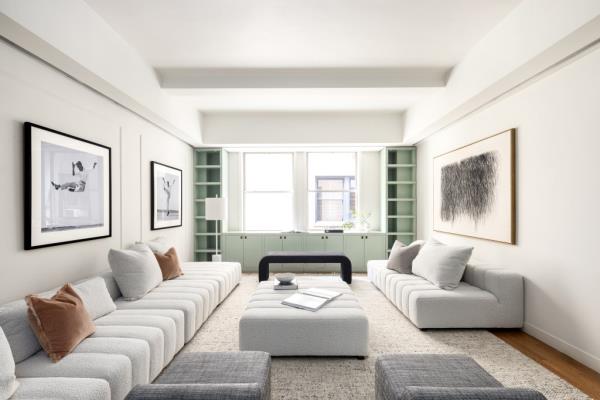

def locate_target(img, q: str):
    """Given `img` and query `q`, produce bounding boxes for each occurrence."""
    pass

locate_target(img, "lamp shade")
[205,197,226,221]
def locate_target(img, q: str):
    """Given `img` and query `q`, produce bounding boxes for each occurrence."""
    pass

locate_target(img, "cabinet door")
[304,234,325,271]
[263,235,283,272]
[364,234,386,271]
[281,234,304,272]
[222,235,244,265]
[343,235,365,273]
[243,235,263,272]
[324,234,344,272]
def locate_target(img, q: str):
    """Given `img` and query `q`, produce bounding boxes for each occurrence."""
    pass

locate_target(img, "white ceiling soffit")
[166,88,439,112]
[158,67,449,89]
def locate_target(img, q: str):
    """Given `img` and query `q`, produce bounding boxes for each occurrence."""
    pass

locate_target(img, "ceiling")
[85,0,520,112]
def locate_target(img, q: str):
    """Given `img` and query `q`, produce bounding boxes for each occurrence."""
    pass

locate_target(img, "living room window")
[307,152,357,229]
[243,152,294,231]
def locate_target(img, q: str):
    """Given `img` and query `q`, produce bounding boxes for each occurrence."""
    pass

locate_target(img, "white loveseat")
[0,261,241,400]
[367,260,524,329]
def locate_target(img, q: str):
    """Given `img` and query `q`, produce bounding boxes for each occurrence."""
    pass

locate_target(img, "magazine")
[281,287,341,311]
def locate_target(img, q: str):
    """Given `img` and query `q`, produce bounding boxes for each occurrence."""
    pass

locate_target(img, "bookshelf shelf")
[194,148,223,261]
[386,147,416,252]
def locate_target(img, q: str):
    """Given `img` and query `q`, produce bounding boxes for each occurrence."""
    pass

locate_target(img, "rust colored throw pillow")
[154,247,183,280]
[25,284,95,362]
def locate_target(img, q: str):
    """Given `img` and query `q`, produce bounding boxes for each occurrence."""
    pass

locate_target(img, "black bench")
[258,251,352,284]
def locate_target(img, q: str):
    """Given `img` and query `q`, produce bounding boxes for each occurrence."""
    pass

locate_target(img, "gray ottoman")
[240,278,369,357]
[375,354,547,400]
[126,352,271,400]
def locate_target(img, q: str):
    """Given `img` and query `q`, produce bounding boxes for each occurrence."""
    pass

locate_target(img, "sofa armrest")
[479,269,523,305]
[126,383,264,400]
[400,386,547,400]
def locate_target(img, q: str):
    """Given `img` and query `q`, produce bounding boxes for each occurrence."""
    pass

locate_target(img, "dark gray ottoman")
[375,354,547,400]
[126,352,271,400]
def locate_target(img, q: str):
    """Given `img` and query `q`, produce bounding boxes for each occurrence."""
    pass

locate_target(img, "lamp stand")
[212,220,222,262]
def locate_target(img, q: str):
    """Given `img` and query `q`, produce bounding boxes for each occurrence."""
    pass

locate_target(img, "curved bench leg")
[258,259,269,282]
[341,260,352,284]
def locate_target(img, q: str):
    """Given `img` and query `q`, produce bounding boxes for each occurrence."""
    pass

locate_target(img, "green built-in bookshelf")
[194,148,223,261]
[386,147,416,254]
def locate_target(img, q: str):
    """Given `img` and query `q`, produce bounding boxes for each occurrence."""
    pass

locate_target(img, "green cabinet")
[343,234,386,272]
[263,235,283,272]
[281,234,304,272]
[222,234,263,272]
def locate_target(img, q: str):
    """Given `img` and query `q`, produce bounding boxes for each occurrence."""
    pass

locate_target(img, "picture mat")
[40,141,104,231]
[30,126,110,247]
[152,162,182,229]
[433,129,514,243]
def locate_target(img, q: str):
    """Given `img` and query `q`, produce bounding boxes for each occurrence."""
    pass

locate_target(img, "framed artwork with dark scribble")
[433,129,515,244]
[151,161,182,230]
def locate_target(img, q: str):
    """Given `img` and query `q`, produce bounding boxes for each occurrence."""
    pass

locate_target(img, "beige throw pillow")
[154,247,183,280]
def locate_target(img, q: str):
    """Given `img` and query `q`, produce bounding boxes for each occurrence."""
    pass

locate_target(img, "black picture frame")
[151,161,183,230]
[24,122,112,250]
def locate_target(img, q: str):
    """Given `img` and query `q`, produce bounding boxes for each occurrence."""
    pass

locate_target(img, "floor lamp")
[205,197,226,262]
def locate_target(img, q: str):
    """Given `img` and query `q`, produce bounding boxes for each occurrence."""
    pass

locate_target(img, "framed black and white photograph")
[433,129,515,244]
[151,161,182,230]
[24,122,112,249]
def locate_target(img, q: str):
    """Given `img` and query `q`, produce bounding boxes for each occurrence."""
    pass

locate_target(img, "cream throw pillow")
[412,239,473,290]
[108,243,163,300]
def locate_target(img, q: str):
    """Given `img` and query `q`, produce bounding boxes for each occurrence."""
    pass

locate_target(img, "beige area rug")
[182,274,588,399]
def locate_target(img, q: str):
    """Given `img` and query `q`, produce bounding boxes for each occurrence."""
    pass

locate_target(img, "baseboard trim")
[523,322,600,373]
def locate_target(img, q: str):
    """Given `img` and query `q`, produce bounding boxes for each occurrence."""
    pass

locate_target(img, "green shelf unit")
[194,148,223,261]
[385,147,416,252]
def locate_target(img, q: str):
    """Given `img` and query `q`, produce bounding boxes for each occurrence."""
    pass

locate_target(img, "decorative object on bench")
[433,128,516,244]
[274,273,297,290]
[125,352,271,400]
[411,238,473,290]
[259,251,352,283]
[240,277,368,356]
[25,284,95,362]
[368,260,524,328]
[150,161,182,230]
[24,122,112,250]
[205,196,226,262]
[375,354,546,400]
[386,240,424,274]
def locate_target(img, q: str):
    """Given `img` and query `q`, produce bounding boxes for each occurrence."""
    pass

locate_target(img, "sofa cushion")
[25,284,95,362]
[412,239,473,290]
[0,327,18,400]
[151,285,213,319]
[0,300,41,363]
[159,280,218,312]
[154,247,183,280]
[74,337,150,386]
[114,298,196,342]
[108,244,163,300]
[386,240,423,274]
[12,377,110,400]
[16,351,132,400]
[74,277,116,320]
[94,312,181,363]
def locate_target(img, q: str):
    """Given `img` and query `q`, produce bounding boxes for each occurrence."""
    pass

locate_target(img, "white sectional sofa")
[0,261,241,400]
[367,260,524,329]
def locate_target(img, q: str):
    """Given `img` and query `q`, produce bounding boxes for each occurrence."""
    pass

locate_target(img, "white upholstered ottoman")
[239,278,369,357]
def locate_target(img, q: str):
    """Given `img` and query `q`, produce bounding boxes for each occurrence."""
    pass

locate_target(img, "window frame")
[242,152,295,231]
[306,152,359,230]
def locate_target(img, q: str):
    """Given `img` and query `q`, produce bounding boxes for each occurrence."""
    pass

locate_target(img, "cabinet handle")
[245,236,248,239]
[321,236,324,239]
[325,236,328,239]
[284,236,287,240]
[240,236,243,239]
[365,236,368,239]
[361,236,364,239]
[279,236,282,239]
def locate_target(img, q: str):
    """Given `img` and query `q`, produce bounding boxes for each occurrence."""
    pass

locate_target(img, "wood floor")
[491,330,600,399]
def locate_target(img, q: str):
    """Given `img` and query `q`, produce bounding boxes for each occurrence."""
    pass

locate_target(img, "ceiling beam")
[157,67,449,89]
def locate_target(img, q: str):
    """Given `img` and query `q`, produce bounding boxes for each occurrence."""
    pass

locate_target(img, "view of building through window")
[308,152,357,228]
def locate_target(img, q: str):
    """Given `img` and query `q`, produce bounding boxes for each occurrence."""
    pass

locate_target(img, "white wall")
[202,112,403,145]
[417,44,600,372]
[0,40,194,303]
